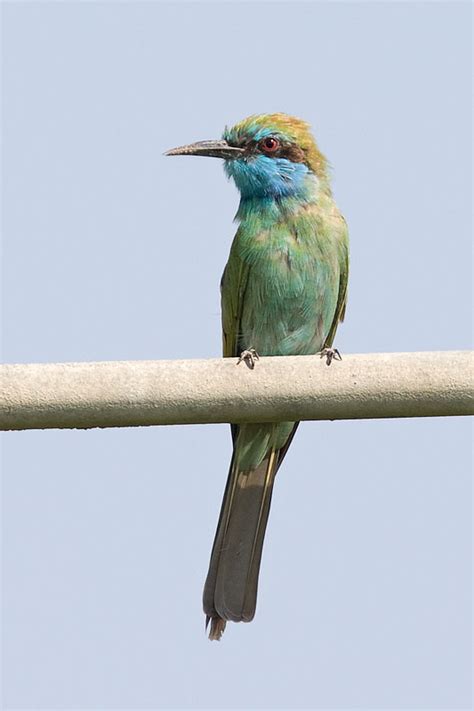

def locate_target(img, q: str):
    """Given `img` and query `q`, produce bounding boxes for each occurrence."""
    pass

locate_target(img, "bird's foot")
[320,347,342,366]
[206,614,226,641]
[237,348,260,370]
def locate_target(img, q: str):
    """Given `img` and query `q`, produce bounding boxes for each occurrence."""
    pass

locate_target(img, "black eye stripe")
[229,137,307,165]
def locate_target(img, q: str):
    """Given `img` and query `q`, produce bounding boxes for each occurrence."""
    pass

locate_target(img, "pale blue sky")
[2,1,472,709]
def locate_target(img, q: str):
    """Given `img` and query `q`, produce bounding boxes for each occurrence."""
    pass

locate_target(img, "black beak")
[164,139,244,160]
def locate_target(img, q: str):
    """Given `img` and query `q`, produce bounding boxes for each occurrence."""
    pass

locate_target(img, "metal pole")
[1,351,472,431]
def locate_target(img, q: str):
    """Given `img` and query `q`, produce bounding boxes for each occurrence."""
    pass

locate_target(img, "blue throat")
[224,155,315,200]
[225,155,319,222]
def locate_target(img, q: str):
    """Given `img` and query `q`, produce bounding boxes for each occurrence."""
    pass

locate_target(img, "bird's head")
[165,113,328,200]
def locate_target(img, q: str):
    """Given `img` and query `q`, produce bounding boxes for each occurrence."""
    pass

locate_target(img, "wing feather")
[221,246,251,358]
[324,217,349,348]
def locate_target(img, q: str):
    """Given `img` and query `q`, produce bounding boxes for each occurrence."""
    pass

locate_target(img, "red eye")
[260,137,280,153]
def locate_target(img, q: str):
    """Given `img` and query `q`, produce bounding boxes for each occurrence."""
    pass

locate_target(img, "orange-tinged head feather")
[226,113,329,179]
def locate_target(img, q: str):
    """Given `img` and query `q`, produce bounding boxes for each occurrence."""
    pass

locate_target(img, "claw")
[237,348,260,370]
[320,347,342,366]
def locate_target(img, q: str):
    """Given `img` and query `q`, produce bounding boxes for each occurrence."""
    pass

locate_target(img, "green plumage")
[166,113,349,640]
[221,192,348,474]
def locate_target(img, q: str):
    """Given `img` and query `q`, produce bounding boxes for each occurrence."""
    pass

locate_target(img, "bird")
[165,113,349,640]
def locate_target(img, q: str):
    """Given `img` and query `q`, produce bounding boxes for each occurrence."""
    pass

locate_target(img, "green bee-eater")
[166,113,349,640]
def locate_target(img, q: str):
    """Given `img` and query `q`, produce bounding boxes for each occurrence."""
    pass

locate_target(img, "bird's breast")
[230,217,340,357]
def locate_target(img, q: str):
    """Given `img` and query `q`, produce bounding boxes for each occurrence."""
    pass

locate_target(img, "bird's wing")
[221,242,251,444]
[221,240,250,359]
[324,215,349,348]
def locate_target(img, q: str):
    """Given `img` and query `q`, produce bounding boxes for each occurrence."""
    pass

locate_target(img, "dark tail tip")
[207,615,226,641]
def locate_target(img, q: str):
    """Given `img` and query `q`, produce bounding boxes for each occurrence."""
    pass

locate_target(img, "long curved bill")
[164,139,244,159]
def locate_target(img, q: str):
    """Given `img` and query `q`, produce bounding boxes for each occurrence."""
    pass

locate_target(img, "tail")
[202,448,280,641]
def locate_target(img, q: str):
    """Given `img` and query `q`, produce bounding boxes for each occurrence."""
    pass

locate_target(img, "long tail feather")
[203,449,279,640]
